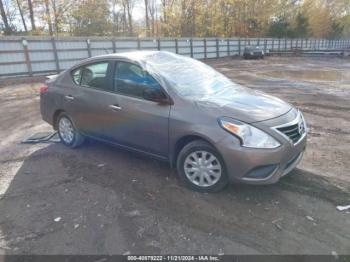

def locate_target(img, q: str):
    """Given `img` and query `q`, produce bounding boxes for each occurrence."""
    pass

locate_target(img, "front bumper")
[215,111,307,185]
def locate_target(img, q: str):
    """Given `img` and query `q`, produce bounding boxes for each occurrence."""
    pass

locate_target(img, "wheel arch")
[52,109,65,130]
[171,134,218,168]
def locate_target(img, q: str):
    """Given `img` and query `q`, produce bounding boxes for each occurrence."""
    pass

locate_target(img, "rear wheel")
[177,140,228,192]
[57,113,84,148]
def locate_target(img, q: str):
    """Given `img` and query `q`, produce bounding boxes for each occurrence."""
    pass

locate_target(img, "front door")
[106,61,171,158]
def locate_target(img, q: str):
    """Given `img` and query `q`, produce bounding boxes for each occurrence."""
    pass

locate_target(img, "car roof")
[83,50,163,64]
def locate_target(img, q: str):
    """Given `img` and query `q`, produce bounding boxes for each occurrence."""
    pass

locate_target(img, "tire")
[57,112,84,148]
[176,140,228,193]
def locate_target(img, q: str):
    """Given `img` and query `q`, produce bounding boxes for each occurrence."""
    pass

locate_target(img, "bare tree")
[44,0,53,35]
[0,0,11,34]
[148,0,157,36]
[16,0,27,32]
[123,0,133,36]
[27,0,35,30]
[50,0,73,34]
[144,0,150,36]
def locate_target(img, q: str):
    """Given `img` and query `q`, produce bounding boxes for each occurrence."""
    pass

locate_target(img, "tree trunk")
[44,0,53,35]
[112,0,117,35]
[0,0,11,34]
[51,0,59,34]
[16,0,27,32]
[125,0,133,36]
[144,0,150,37]
[27,0,36,31]
[148,0,156,36]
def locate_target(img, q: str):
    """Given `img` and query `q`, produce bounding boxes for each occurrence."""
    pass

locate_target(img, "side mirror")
[143,88,168,104]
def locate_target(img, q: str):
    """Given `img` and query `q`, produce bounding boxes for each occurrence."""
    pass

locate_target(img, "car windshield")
[145,52,239,97]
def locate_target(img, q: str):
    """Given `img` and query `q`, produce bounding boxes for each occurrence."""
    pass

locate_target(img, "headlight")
[219,118,281,149]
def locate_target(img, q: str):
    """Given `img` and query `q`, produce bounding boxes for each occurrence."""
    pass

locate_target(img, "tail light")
[40,85,48,94]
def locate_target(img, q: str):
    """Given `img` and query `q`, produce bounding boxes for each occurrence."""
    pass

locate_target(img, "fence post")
[271,39,274,51]
[227,38,230,57]
[87,39,91,57]
[278,38,281,54]
[264,39,267,53]
[216,38,219,58]
[157,38,161,50]
[137,37,141,50]
[175,38,179,54]
[204,38,207,59]
[51,37,60,73]
[190,38,193,58]
[237,38,241,56]
[284,38,287,54]
[112,38,116,53]
[22,38,32,77]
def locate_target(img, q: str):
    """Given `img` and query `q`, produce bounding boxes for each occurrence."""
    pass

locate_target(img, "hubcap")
[58,117,74,144]
[184,151,222,187]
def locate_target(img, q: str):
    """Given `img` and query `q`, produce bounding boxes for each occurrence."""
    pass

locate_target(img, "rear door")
[65,61,122,140]
[105,61,171,158]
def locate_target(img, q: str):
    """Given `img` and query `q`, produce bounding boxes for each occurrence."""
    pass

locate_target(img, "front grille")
[277,124,301,143]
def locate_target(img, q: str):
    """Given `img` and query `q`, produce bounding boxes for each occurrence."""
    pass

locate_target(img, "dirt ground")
[0,56,349,255]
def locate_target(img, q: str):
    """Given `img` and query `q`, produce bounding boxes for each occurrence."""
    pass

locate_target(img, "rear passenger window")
[71,62,111,91]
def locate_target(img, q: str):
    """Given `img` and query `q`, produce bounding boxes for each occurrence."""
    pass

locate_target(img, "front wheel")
[177,140,228,192]
[57,113,84,148]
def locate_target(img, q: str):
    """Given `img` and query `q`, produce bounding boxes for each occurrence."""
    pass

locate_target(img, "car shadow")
[1,140,349,254]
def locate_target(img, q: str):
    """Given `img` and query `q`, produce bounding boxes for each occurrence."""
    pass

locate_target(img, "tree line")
[0,0,349,38]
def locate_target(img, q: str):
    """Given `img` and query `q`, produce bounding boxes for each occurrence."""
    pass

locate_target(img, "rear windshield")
[145,52,238,97]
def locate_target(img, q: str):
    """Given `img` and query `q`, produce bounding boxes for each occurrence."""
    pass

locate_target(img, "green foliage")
[71,0,112,36]
[328,20,344,39]
[267,17,292,38]
[294,13,309,38]
[267,13,310,38]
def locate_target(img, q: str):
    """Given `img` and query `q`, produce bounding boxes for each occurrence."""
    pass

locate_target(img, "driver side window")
[114,61,162,99]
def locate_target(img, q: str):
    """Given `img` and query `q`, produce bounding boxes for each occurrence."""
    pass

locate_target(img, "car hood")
[194,86,292,123]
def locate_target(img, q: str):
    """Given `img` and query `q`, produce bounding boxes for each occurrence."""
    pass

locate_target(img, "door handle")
[109,104,122,111]
[65,95,74,101]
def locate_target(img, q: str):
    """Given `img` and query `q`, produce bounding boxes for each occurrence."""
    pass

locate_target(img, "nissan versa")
[40,51,307,192]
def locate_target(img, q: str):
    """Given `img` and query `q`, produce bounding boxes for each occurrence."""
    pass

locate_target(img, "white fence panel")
[0,36,349,78]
